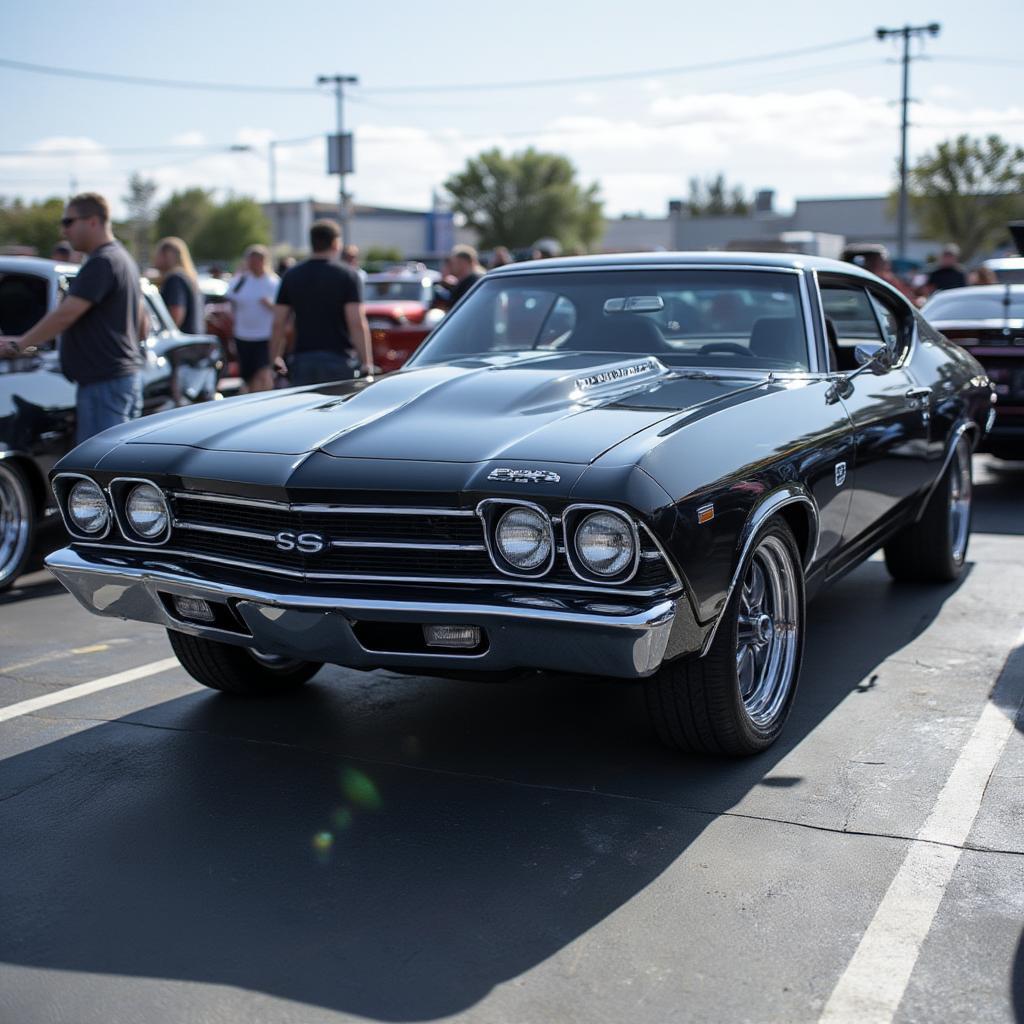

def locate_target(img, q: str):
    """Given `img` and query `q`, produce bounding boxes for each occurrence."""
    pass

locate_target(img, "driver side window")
[867,292,909,363]
[819,285,886,372]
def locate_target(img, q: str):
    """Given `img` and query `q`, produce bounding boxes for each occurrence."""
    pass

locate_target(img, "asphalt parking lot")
[1,456,1023,1024]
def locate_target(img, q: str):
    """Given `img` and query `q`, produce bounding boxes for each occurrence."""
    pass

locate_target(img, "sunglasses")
[60,215,85,228]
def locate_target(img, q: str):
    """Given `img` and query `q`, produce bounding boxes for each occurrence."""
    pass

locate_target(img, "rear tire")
[644,519,805,756]
[884,435,972,583]
[167,629,322,695]
[0,461,36,593]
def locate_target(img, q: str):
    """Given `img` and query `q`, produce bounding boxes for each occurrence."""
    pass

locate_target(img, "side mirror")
[826,341,895,404]
[854,342,893,375]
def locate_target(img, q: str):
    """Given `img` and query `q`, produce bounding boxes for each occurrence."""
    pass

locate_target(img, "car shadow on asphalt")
[0,561,972,1020]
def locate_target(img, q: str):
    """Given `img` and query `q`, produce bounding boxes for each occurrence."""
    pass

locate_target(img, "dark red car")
[923,284,1024,458]
[364,271,445,372]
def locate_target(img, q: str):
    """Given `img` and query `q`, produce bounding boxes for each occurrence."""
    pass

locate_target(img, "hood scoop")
[572,357,670,399]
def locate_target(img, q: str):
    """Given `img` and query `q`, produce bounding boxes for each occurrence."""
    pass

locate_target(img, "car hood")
[119,353,766,465]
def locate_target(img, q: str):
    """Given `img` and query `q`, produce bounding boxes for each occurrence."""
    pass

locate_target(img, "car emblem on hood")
[487,468,561,484]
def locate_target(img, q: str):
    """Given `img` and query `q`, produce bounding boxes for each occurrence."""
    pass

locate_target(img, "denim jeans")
[288,350,357,386]
[76,372,143,445]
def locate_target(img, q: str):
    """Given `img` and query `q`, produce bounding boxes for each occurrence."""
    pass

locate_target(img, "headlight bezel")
[477,498,556,578]
[563,503,641,584]
[60,474,112,538]
[110,476,172,545]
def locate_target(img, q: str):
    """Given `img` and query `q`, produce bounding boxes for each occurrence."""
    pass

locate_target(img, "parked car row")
[0,256,223,590]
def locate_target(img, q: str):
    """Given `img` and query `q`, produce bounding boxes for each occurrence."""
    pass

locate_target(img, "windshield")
[410,269,810,371]
[365,280,429,302]
[924,287,1024,320]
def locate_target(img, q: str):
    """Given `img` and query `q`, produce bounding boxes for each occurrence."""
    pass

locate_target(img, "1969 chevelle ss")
[45,254,995,756]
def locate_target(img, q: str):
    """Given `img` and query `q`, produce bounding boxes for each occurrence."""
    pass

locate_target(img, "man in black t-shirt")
[270,219,372,386]
[447,244,485,308]
[0,192,144,443]
[924,244,968,296]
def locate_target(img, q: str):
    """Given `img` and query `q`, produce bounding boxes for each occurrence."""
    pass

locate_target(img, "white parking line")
[0,658,181,724]
[819,629,1024,1024]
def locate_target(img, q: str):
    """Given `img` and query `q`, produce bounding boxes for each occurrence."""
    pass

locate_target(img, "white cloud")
[2,90,1022,222]
[170,131,206,146]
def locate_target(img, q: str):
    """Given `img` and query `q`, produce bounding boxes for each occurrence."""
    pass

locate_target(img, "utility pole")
[316,73,358,245]
[876,22,940,262]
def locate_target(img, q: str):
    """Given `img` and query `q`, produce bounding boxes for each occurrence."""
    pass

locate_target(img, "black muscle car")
[45,254,994,756]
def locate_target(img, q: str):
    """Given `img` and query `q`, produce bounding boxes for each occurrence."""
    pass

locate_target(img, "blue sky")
[2,0,1022,218]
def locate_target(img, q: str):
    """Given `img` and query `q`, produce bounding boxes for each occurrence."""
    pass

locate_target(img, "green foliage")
[156,188,215,246]
[906,134,1024,261]
[0,196,66,255]
[686,174,751,216]
[444,147,603,251]
[191,197,269,263]
[364,245,403,264]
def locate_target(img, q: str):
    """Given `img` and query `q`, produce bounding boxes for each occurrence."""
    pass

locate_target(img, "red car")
[364,271,445,372]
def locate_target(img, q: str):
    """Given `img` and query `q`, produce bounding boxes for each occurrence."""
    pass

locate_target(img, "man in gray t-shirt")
[0,192,145,444]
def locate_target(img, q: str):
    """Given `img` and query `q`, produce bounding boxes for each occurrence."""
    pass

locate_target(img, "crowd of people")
[845,241,995,304]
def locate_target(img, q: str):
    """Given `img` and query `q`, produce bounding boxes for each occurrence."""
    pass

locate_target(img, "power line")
[0,142,254,158]
[931,55,1024,67]
[0,57,321,94]
[356,35,875,94]
[0,37,873,99]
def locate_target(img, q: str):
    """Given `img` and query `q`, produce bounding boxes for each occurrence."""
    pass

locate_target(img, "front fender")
[699,484,819,656]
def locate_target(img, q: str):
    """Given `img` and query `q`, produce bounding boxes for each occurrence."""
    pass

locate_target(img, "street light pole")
[876,22,940,262]
[268,140,278,246]
[316,73,358,245]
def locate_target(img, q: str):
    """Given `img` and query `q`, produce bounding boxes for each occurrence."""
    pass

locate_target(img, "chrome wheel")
[735,534,800,727]
[949,438,972,565]
[0,463,32,588]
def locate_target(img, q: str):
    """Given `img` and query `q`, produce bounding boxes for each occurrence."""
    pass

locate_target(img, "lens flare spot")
[340,768,382,810]
[332,807,353,830]
[312,831,334,858]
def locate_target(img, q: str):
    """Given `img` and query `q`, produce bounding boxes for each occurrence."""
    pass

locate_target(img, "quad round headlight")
[125,482,169,539]
[574,512,635,577]
[495,506,552,571]
[67,479,109,535]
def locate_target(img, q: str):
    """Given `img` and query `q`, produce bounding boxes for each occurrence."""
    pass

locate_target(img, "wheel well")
[777,501,813,567]
[1,455,47,515]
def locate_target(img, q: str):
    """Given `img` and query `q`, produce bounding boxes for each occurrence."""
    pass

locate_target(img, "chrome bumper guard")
[46,547,678,679]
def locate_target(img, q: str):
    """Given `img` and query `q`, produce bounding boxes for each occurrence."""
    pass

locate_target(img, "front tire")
[645,519,805,756]
[884,435,972,583]
[167,629,322,695]
[0,461,35,593]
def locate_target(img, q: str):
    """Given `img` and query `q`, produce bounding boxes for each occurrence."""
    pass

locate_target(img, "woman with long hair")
[154,236,202,334]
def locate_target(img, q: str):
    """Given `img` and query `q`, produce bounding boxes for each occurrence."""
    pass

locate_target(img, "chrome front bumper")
[46,547,679,679]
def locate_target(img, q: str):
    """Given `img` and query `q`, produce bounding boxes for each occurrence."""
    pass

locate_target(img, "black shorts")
[235,338,270,380]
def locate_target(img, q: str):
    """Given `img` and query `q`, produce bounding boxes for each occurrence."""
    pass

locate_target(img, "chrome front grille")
[123,491,681,594]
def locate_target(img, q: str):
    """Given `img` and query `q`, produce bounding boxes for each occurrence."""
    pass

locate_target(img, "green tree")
[156,188,215,247]
[191,197,269,263]
[906,134,1024,261]
[686,174,750,216]
[123,172,159,265]
[0,196,66,254]
[444,148,603,251]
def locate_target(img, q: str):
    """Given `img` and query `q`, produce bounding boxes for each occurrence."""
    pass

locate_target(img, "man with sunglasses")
[0,192,144,443]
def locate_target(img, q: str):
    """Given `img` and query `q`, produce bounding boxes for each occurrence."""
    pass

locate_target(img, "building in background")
[263,199,464,259]
[601,192,934,264]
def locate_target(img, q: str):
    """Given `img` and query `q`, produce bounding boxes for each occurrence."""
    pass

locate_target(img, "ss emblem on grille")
[275,531,325,553]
